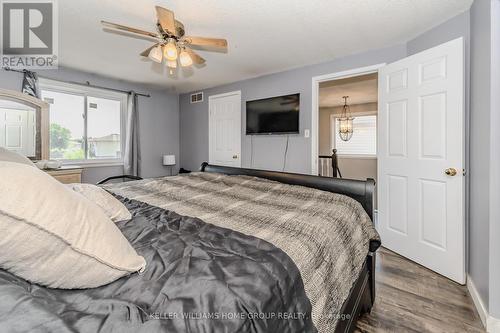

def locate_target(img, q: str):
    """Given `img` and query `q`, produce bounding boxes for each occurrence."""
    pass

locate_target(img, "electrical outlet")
[304,129,310,138]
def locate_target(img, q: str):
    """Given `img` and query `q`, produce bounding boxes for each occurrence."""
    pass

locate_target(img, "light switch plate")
[304,129,310,138]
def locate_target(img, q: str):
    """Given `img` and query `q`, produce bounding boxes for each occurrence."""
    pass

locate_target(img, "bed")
[197,163,381,333]
[0,163,380,333]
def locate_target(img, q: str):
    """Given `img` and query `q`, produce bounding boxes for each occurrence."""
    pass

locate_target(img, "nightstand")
[44,166,83,184]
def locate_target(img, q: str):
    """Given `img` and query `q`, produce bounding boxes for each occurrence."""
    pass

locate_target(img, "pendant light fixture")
[338,96,354,141]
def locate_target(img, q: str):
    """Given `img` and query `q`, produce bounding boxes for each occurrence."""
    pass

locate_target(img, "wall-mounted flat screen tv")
[246,93,300,135]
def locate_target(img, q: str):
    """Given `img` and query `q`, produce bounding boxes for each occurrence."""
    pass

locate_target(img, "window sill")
[61,161,124,168]
[337,155,377,159]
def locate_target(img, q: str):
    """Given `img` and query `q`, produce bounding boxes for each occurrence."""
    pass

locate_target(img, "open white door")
[209,91,242,167]
[378,38,465,283]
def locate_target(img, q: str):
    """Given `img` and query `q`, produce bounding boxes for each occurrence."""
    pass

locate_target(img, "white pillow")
[0,147,35,167]
[0,162,146,289]
[67,183,132,223]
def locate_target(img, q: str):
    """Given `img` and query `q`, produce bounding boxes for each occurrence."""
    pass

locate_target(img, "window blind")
[332,115,377,155]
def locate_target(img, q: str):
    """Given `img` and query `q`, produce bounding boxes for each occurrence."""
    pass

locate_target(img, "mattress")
[104,172,380,332]
[0,197,315,333]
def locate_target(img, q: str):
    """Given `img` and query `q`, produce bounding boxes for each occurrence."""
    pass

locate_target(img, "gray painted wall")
[406,11,471,55]
[0,67,179,184]
[489,0,500,319]
[469,0,492,311]
[179,11,472,176]
[179,44,406,173]
[337,157,377,182]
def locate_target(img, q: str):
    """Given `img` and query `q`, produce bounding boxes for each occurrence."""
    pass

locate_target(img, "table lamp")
[163,155,176,176]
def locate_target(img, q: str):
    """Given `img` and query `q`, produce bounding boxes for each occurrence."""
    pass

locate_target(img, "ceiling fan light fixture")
[102,6,228,73]
[148,45,163,63]
[179,49,193,67]
[163,39,178,61]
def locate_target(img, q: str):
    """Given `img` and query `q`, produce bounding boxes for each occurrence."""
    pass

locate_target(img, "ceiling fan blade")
[184,36,227,49]
[185,48,206,65]
[155,6,177,36]
[101,20,159,39]
[175,20,185,37]
[140,43,159,57]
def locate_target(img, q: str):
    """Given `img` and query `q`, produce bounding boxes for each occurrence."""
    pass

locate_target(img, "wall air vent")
[89,103,98,109]
[43,97,54,104]
[190,92,203,104]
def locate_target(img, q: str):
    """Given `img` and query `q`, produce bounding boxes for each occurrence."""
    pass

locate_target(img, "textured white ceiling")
[58,0,472,93]
[319,74,378,107]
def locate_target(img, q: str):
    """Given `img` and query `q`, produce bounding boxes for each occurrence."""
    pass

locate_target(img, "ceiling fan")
[101,6,227,71]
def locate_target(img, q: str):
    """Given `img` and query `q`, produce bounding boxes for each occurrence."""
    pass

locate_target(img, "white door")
[209,91,241,167]
[378,38,465,283]
[0,108,35,156]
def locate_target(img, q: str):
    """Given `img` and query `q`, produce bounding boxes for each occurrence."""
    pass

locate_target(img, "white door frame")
[311,63,385,175]
[208,90,242,166]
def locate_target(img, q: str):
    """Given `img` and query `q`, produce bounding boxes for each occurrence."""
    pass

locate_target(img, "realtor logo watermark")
[1,0,58,69]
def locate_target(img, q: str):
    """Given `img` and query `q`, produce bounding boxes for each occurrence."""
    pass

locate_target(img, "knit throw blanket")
[104,172,380,332]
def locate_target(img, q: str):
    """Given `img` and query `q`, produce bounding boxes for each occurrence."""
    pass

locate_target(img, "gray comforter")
[0,197,315,333]
[104,172,380,332]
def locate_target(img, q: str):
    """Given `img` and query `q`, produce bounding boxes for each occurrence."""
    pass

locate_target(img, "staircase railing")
[318,149,342,178]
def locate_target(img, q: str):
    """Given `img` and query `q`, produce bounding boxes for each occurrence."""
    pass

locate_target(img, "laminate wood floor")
[355,248,484,333]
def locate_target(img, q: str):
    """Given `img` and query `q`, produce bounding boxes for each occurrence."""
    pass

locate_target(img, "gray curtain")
[124,92,141,176]
[21,70,40,98]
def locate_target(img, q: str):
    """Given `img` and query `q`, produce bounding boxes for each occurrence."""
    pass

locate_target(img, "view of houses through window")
[40,80,125,164]
[87,96,122,160]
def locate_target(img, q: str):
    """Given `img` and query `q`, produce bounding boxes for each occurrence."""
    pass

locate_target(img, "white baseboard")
[468,276,488,326]
[488,317,500,333]
[467,275,500,333]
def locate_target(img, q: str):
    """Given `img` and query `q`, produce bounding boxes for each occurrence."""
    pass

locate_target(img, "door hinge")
[463,169,467,176]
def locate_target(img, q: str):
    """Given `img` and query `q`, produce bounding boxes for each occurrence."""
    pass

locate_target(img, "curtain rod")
[3,67,151,98]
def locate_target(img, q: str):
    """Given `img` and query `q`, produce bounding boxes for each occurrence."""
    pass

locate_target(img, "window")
[331,114,377,156]
[40,79,126,165]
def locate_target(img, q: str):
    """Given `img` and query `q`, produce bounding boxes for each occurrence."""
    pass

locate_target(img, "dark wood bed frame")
[200,162,380,333]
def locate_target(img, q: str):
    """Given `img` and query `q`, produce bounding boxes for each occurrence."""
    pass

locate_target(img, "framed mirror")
[0,88,49,160]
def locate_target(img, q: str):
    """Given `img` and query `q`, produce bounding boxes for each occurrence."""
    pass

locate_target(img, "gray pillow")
[0,147,35,167]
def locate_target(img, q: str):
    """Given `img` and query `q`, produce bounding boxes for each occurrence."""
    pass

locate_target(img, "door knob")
[445,168,457,176]
[232,155,238,159]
